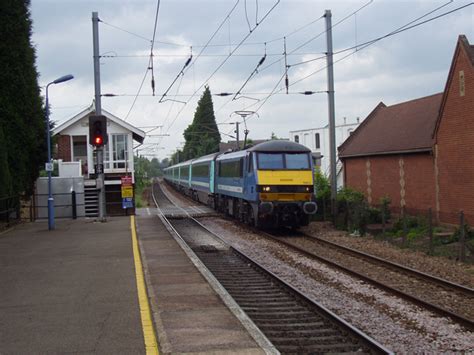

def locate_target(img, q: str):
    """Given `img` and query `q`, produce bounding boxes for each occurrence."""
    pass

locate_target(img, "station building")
[52,103,145,217]
[339,35,474,224]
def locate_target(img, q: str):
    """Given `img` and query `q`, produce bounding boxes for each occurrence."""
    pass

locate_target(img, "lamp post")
[45,74,74,230]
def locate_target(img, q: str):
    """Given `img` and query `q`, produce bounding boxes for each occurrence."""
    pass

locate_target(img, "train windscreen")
[257,153,310,170]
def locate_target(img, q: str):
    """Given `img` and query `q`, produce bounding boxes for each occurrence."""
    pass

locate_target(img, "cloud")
[30,0,474,158]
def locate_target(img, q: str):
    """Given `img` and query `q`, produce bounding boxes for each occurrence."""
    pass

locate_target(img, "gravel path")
[200,217,474,353]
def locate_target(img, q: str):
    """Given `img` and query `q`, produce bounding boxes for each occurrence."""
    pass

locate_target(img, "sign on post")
[121,176,134,209]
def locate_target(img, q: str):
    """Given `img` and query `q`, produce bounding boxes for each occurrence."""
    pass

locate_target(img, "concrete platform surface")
[0,218,144,354]
[136,208,267,354]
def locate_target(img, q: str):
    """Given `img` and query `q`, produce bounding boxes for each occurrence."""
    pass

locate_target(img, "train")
[163,140,317,228]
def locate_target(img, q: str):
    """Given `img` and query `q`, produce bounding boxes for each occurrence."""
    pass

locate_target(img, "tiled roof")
[459,35,474,66]
[339,93,443,158]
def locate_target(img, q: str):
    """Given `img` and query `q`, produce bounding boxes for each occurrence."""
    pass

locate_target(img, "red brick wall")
[56,135,71,162]
[436,45,474,224]
[343,153,435,214]
[403,154,436,212]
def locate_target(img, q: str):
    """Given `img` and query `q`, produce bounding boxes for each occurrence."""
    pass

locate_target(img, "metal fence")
[313,199,473,263]
[34,191,84,220]
[0,196,19,226]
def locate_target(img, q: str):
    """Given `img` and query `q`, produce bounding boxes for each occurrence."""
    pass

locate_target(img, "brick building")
[339,35,473,224]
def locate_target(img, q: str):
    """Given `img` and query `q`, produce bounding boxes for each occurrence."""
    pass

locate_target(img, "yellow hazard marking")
[130,215,159,355]
[257,170,313,185]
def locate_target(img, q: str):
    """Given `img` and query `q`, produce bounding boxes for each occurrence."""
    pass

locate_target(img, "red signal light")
[94,136,103,145]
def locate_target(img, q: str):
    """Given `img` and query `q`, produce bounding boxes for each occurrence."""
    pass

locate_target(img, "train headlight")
[306,187,310,192]
[263,186,271,192]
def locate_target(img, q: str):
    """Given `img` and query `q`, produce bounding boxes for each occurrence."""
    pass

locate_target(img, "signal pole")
[92,11,106,221]
[325,10,337,220]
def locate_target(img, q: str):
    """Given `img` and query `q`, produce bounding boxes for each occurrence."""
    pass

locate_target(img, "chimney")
[343,117,346,125]
[356,117,360,124]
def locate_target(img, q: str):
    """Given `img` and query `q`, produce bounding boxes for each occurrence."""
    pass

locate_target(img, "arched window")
[294,135,299,143]
[315,133,320,149]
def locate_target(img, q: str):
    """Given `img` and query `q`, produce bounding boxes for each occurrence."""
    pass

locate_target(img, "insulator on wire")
[151,78,155,96]
[285,76,289,94]
[184,55,193,68]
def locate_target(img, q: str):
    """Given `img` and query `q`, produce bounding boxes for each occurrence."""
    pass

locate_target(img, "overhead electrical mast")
[325,10,337,220]
[92,12,107,222]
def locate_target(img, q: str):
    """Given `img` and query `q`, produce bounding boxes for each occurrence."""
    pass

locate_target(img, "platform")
[135,208,269,354]
[0,218,144,353]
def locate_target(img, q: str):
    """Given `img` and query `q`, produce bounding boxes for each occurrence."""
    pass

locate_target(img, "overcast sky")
[30,0,473,159]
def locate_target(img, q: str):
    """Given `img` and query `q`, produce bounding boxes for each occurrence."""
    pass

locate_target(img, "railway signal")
[89,115,108,147]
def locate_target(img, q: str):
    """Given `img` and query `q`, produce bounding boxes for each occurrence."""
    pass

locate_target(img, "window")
[315,133,320,149]
[192,163,209,178]
[180,166,189,178]
[294,135,299,143]
[285,153,310,170]
[106,134,128,169]
[258,153,310,170]
[219,159,243,178]
[258,153,284,169]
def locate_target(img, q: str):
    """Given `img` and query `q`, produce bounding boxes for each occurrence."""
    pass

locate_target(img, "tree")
[182,86,221,160]
[0,127,13,198]
[270,132,279,140]
[0,0,45,199]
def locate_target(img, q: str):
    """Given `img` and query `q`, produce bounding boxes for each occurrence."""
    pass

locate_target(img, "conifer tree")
[182,86,221,159]
[0,0,45,199]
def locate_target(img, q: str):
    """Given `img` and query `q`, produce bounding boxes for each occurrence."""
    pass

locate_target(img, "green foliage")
[452,224,474,242]
[337,187,365,204]
[336,187,368,235]
[270,132,278,140]
[0,0,45,199]
[314,169,330,200]
[182,86,221,159]
[0,126,13,198]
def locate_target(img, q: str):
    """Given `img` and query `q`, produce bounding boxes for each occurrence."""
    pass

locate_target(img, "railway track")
[260,229,474,330]
[151,182,392,354]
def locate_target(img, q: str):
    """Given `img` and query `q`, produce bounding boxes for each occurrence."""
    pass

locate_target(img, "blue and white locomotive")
[164,140,317,228]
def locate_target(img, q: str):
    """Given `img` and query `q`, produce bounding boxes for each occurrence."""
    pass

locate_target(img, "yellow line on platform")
[130,215,159,355]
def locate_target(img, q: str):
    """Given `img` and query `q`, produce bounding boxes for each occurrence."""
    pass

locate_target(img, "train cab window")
[257,153,284,170]
[285,153,310,170]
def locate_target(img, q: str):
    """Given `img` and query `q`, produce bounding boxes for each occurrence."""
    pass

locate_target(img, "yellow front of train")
[251,141,317,228]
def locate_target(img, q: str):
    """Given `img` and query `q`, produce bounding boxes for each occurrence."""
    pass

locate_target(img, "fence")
[313,198,473,263]
[34,191,84,220]
[0,196,20,226]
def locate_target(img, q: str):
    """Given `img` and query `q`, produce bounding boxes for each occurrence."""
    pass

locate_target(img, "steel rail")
[301,232,474,295]
[259,230,474,331]
[150,181,392,354]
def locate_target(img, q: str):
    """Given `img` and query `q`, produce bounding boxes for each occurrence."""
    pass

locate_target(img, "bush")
[336,187,368,235]
[367,206,382,224]
[314,169,330,200]
[452,224,474,242]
